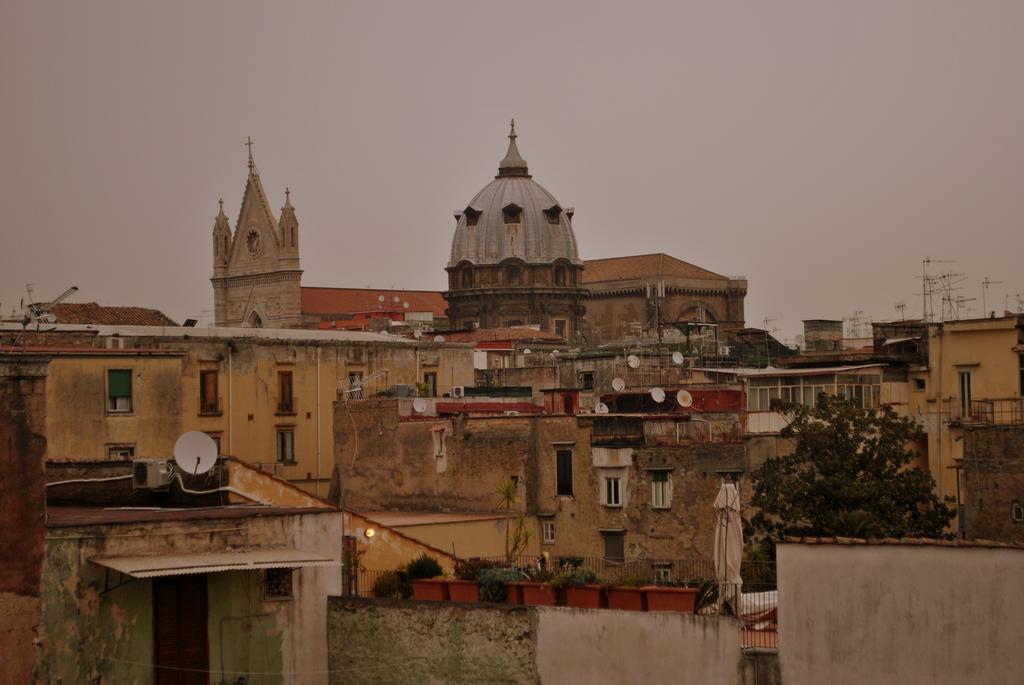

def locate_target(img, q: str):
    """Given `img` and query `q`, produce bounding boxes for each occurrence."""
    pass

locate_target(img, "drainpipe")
[228,345,233,455]
[316,346,322,497]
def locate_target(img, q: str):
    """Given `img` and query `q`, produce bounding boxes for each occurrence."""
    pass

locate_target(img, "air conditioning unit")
[450,385,466,399]
[132,460,172,490]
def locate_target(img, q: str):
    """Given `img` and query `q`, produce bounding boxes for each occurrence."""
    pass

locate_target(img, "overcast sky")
[2,1,1022,341]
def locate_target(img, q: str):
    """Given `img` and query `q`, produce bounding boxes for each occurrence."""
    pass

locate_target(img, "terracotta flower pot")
[644,586,698,613]
[564,585,605,609]
[520,582,557,606]
[447,579,480,603]
[505,582,525,605]
[606,587,646,611]
[411,578,448,602]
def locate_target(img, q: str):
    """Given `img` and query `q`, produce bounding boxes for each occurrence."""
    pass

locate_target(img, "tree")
[750,395,955,540]
[497,478,531,562]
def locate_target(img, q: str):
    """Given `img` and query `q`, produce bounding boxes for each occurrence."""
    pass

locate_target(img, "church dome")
[448,122,582,268]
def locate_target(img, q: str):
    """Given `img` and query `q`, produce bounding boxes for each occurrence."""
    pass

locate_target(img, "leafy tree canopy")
[750,395,955,540]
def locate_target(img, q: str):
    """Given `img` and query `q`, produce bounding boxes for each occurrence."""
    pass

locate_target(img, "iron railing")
[947,398,1024,425]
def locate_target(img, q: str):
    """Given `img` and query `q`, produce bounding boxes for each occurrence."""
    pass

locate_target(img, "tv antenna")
[894,302,906,320]
[19,285,78,329]
[173,431,218,476]
[981,277,1002,317]
[919,257,953,322]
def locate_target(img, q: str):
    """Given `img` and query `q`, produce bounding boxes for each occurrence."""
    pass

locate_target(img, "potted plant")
[407,554,448,601]
[478,567,526,604]
[644,582,699,613]
[448,558,495,603]
[553,569,604,609]
[518,567,557,606]
[606,571,649,611]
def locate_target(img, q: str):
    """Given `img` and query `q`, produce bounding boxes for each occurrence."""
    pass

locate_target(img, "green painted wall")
[36,542,287,684]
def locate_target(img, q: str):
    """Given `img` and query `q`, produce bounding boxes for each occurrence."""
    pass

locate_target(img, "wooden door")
[153,575,209,685]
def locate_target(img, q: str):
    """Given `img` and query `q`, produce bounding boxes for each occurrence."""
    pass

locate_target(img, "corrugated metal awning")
[90,549,340,578]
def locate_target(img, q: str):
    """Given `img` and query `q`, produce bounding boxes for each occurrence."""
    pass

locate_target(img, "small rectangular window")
[913,378,926,391]
[276,429,295,464]
[602,531,625,563]
[651,471,670,509]
[556,450,573,497]
[580,372,594,391]
[199,370,219,413]
[554,319,567,339]
[107,369,133,413]
[958,371,972,418]
[542,521,555,544]
[264,568,293,599]
[604,476,622,507]
[423,372,437,398]
[278,371,294,413]
[1013,502,1024,523]
[432,428,446,457]
[107,444,135,459]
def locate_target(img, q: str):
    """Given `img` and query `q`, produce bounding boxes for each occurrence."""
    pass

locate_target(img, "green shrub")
[371,570,411,599]
[406,554,443,580]
[478,567,526,603]
[550,568,599,590]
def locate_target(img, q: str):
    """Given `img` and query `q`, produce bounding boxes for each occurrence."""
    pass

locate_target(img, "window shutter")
[108,370,132,397]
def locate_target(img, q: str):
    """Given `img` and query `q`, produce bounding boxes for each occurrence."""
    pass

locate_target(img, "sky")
[2,1,1023,341]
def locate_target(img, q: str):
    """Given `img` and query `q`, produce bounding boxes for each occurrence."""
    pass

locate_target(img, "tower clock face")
[245,227,262,255]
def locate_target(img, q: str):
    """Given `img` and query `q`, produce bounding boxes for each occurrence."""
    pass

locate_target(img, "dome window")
[461,268,473,288]
[464,207,481,227]
[544,205,562,225]
[507,266,522,286]
[554,266,567,286]
[502,203,522,225]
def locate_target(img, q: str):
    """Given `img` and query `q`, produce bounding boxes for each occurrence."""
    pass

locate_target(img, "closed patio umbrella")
[713,481,743,609]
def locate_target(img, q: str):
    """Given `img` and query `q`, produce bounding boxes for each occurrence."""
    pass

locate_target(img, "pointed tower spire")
[279,187,299,253]
[497,119,531,178]
[246,136,257,175]
[212,198,232,273]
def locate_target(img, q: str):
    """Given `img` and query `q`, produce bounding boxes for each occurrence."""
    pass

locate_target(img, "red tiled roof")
[583,253,729,283]
[49,302,177,326]
[301,287,447,317]
[443,326,563,343]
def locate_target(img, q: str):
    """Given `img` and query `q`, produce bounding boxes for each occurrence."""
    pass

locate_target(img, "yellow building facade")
[917,316,1024,505]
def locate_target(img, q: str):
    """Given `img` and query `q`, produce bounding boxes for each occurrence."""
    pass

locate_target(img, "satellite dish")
[611,377,626,392]
[676,390,694,408]
[523,348,532,355]
[173,431,218,476]
[378,295,386,302]
[594,402,609,414]
[551,349,560,357]
[626,355,640,369]
[671,351,684,365]
[650,387,666,403]
[412,398,428,413]
[433,335,445,343]
[393,296,401,303]
[403,302,410,309]
[413,328,423,339]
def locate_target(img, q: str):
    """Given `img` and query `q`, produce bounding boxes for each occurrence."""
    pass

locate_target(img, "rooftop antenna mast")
[920,257,953,323]
[981,277,1002,318]
[935,271,967,321]
[762,316,776,366]
[894,302,907,321]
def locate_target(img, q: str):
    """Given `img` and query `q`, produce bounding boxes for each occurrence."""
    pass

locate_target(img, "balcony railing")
[948,398,1024,425]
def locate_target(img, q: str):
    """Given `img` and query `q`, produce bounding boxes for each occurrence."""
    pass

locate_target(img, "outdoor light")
[365,528,376,539]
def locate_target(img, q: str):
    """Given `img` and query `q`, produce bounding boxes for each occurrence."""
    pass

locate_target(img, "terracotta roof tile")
[50,302,177,326]
[301,287,447,317]
[583,253,729,284]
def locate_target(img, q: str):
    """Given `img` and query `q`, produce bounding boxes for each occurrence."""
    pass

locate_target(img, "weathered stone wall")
[778,542,1024,685]
[327,598,748,685]
[963,424,1024,543]
[0,360,48,685]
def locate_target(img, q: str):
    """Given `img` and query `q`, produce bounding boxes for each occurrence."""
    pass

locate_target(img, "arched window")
[247,311,263,328]
[554,266,567,286]
[461,269,473,288]
[507,266,521,286]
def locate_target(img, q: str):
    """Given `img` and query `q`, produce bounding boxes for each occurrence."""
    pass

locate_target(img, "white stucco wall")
[535,606,743,684]
[778,543,1024,685]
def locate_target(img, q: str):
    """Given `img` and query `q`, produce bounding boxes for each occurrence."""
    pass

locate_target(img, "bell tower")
[211,138,304,328]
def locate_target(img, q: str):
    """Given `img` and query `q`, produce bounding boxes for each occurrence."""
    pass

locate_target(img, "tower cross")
[246,136,255,173]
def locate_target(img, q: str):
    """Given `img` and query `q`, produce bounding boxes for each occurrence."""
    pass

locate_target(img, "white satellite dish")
[413,328,423,339]
[173,431,218,476]
[551,349,560,357]
[403,302,410,309]
[594,402,609,414]
[412,398,428,413]
[676,390,694,408]
[378,295,386,302]
[671,351,684,365]
[393,296,401,303]
[650,387,666,403]
[626,354,640,369]
[433,335,445,343]
[523,348,532,355]
[611,377,626,392]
